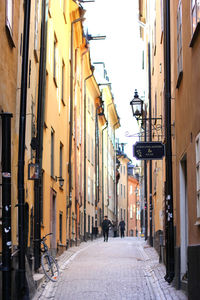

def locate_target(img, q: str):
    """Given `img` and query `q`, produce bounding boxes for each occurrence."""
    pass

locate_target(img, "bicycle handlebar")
[41,232,53,241]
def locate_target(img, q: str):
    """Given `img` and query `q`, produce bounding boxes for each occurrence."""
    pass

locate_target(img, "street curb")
[32,239,102,299]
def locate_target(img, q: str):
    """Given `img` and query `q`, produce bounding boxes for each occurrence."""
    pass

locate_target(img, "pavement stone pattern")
[32,237,187,300]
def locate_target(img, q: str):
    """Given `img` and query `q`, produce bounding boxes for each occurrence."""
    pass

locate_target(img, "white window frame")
[177,0,183,76]
[6,0,14,39]
[191,0,200,35]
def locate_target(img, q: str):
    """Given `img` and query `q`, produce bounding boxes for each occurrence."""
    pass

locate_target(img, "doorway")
[50,189,57,252]
[179,156,188,282]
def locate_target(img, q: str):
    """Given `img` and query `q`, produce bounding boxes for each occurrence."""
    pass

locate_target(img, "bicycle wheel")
[41,254,59,282]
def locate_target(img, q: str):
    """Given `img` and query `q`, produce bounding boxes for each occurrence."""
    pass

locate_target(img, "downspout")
[34,0,48,271]
[80,48,89,239]
[84,72,93,241]
[144,107,148,241]
[95,105,100,227]
[1,113,13,300]
[102,122,108,220]
[127,162,129,236]
[106,102,113,218]
[164,0,174,283]
[17,0,31,298]
[148,42,153,247]
[69,17,84,244]
[113,121,119,222]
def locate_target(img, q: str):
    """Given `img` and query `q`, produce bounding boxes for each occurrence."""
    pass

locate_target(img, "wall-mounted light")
[28,163,40,180]
[55,176,64,188]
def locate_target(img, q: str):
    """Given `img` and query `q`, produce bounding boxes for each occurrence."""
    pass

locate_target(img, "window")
[91,138,94,164]
[53,35,58,86]
[88,97,90,113]
[63,0,67,23]
[91,178,94,205]
[51,128,54,177]
[177,1,183,76]
[59,212,63,243]
[160,0,164,39]
[121,208,123,220]
[88,169,90,203]
[130,204,133,219]
[59,142,63,187]
[124,209,126,220]
[130,185,133,195]
[34,0,40,62]
[61,60,65,104]
[191,0,200,35]
[195,133,200,219]
[6,0,14,44]
[88,215,90,233]
[91,103,94,119]
[88,133,90,161]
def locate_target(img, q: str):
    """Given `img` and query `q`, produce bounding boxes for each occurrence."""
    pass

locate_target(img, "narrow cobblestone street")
[33,237,187,300]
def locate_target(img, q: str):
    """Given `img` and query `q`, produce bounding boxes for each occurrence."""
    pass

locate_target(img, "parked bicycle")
[40,233,59,282]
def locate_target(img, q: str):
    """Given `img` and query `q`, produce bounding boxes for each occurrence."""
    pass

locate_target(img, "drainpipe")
[112,121,119,223]
[83,71,93,241]
[102,122,108,220]
[144,108,148,241]
[81,48,89,239]
[148,42,153,247]
[164,0,174,283]
[69,16,84,244]
[95,105,101,227]
[17,0,31,298]
[1,113,13,300]
[106,102,114,218]
[34,0,48,271]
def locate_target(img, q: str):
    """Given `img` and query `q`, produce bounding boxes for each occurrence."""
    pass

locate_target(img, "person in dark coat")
[112,221,118,237]
[119,219,125,238]
[102,216,112,242]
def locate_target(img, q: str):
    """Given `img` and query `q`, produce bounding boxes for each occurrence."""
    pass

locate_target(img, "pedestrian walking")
[112,221,118,237]
[119,219,125,238]
[102,216,112,242]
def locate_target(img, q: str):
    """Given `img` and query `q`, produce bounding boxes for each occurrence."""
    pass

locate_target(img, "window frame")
[59,142,63,188]
[195,133,200,223]
[176,0,183,88]
[51,128,55,177]
[59,212,63,243]
[6,0,14,46]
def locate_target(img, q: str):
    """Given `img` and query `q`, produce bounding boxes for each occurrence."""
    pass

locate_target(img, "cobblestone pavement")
[32,237,187,300]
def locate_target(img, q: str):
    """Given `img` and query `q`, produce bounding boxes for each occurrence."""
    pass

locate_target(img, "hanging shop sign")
[133,142,165,160]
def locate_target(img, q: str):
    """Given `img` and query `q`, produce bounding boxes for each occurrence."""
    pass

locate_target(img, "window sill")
[194,218,200,226]
[61,98,66,106]
[190,22,200,47]
[5,26,15,48]
[176,71,183,89]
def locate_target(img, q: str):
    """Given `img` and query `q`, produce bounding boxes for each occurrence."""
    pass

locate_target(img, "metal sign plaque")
[133,142,165,160]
